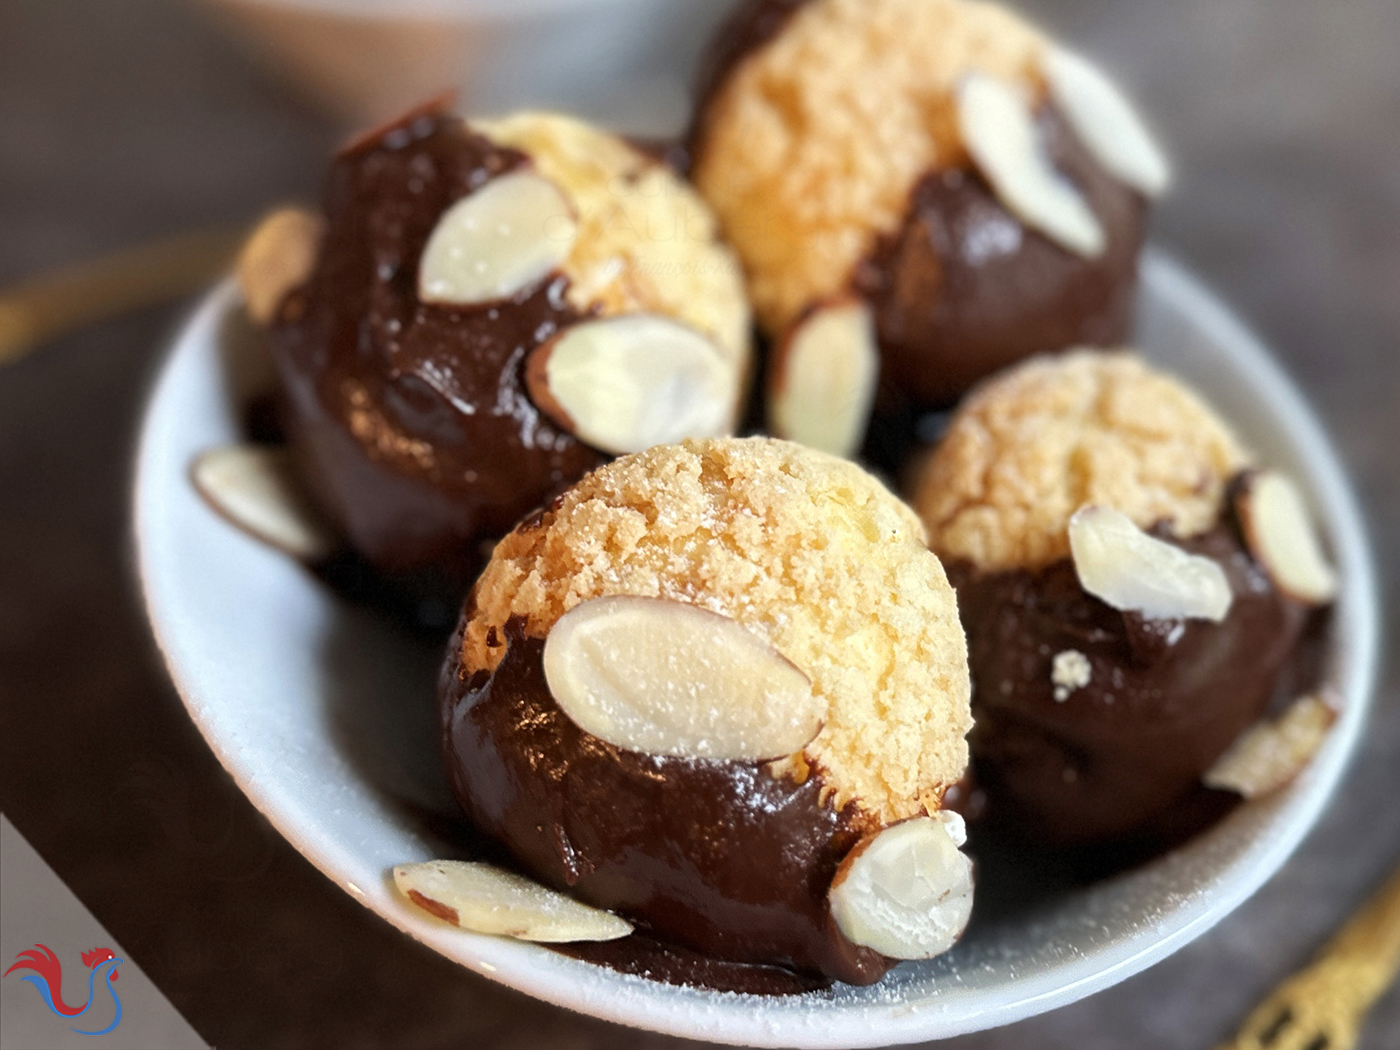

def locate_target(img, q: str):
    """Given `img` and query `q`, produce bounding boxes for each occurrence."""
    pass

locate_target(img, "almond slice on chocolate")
[393,860,632,943]
[236,208,324,325]
[542,595,822,761]
[769,299,879,459]
[828,813,974,960]
[1044,47,1171,198]
[191,445,337,562]
[956,72,1105,258]
[418,170,578,306]
[1236,470,1339,605]
[525,315,734,455]
[1204,693,1338,799]
[1068,505,1233,622]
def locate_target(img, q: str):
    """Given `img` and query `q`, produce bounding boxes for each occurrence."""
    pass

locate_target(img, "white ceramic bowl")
[201,0,738,133]
[134,253,1379,1047]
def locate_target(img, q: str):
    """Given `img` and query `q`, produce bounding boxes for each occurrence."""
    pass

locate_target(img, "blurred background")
[1,0,1397,1047]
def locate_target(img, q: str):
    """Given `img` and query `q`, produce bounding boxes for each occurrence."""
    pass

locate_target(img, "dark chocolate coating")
[440,618,892,987]
[268,103,605,592]
[693,0,1147,416]
[854,105,1146,410]
[949,517,1309,847]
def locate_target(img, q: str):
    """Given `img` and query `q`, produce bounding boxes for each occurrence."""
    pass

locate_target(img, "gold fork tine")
[1216,862,1400,1050]
[0,226,245,366]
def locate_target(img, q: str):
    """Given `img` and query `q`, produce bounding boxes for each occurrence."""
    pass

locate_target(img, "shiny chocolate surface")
[269,103,605,592]
[950,514,1310,847]
[440,618,893,988]
[855,105,1145,410]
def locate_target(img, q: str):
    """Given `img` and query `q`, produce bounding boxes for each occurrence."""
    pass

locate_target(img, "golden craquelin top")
[463,436,972,826]
[912,350,1251,572]
[692,0,1047,335]
[477,111,751,372]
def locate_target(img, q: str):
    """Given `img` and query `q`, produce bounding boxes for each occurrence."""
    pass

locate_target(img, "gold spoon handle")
[0,226,245,366]
[1318,863,1400,1008]
[1217,862,1400,1050]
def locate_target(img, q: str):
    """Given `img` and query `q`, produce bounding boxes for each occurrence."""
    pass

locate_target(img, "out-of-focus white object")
[200,0,739,134]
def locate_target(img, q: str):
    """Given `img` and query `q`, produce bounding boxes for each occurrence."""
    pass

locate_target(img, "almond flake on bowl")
[393,860,632,943]
[191,445,337,563]
[1204,693,1338,799]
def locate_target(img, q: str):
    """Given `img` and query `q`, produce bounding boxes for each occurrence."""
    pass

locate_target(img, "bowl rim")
[133,249,1381,1047]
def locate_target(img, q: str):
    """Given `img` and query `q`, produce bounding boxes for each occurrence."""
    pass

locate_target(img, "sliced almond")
[1044,46,1172,198]
[191,445,337,562]
[393,860,632,943]
[236,208,324,325]
[418,169,577,306]
[525,315,734,455]
[1068,505,1233,622]
[1204,694,1338,799]
[1237,470,1339,605]
[957,73,1105,258]
[542,595,822,761]
[768,299,879,459]
[829,813,974,960]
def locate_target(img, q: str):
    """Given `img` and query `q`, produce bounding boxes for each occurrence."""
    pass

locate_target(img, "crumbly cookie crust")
[692,0,1046,334]
[913,350,1250,571]
[463,437,972,825]
[476,112,751,371]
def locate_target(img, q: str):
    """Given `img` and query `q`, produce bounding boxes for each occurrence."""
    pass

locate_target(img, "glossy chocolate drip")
[949,515,1310,847]
[854,103,1145,413]
[268,104,605,593]
[440,618,892,987]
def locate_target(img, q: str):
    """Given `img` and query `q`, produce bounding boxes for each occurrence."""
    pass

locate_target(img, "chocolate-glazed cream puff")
[245,103,751,592]
[441,437,975,985]
[911,351,1330,847]
[690,0,1169,458]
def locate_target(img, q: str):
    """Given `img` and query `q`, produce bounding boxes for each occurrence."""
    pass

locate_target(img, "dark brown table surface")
[2,1,1398,1047]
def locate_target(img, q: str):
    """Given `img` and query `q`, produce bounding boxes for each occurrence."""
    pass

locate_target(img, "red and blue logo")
[4,944,124,1035]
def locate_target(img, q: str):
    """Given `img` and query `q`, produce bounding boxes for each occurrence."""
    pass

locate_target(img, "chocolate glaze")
[854,104,1146,412]
[268,103,605,594]
[440,618,892,987]
[949,511,1310,847]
